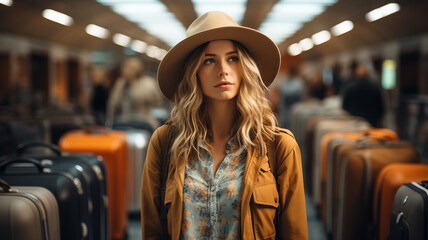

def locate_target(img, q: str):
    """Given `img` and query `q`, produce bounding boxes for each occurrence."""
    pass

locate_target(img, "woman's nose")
[218,60,229,77]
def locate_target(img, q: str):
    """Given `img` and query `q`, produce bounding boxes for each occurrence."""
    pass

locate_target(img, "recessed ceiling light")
[42,9,73,26]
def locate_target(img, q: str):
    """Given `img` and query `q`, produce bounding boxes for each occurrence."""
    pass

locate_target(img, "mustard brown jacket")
[140,124,308,240]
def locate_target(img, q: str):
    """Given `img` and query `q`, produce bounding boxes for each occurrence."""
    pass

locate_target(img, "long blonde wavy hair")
[169,40,278,163]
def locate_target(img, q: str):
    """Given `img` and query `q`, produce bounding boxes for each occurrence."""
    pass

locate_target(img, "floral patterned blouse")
[181,138,247,240]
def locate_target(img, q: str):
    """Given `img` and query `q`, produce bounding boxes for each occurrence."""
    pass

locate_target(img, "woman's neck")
[206,99,237,140]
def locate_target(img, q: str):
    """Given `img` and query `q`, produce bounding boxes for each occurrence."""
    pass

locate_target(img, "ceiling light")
[86,24,110,39]
[260,0,337,44]
[270,3,326,14]
[312,30,331,45]
[366,3,400,22]
[146,45,167,61]
[288,43,303,56]
[42,9,73,26]
[192,0,247,23]
[130,40,148,54]
[259,23,302,43]
[97,0,186,47]
[0,0,12,6]
[299,38,314,51]
[331,20,353,36]
[113,33,131,47]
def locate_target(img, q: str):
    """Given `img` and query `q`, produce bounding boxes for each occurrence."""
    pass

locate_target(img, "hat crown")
[186,11,239,37]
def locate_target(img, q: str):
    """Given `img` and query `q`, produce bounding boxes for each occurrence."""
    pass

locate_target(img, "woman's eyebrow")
[204,51,238,57]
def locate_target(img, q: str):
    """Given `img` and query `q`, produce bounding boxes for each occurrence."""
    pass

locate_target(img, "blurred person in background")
[106,56,164,129]
[90,66,110,125]
[277,66,304,128]
[306,71,328,101]
[140,11,308,240]
[341,62,385,127]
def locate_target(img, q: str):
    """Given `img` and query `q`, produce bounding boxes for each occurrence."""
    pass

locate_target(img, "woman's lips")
[215,81,233,88]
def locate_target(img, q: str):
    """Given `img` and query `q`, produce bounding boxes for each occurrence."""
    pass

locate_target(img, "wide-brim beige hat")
[158,11,281,101]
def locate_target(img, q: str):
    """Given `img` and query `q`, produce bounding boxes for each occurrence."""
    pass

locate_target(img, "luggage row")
[290,97,428,240]
[0,124,152,240]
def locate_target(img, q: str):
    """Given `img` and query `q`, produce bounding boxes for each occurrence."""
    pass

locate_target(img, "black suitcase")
[389,181,428,240]
[16,142,109,240]
[0,157,91,240]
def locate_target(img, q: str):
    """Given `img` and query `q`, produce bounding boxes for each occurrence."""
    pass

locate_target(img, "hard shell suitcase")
[16,142,109,240]
[59,126,129,239]
[336,141,420,240]
[310,116,370,206]
[389,181,428,240]
[321,128,398,235]
[291,101,345,154]
[0,179,61,240]
[289,100,346,194]
[374,163,428,240]
[113,128,151,215]
[0,157,90,240]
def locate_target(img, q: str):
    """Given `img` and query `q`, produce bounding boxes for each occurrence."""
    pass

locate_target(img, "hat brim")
[158,26,281,101]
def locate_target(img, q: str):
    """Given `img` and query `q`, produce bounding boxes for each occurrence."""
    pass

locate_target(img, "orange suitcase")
[59,126,129,240]
[373,163,428,240]
[320,128,398,235]
[336,140,419,240]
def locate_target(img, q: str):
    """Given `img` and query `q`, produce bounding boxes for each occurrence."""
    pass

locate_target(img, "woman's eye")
[229,56,239,62]
[203,58,215,64]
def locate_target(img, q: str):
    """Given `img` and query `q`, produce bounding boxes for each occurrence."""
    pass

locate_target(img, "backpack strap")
[160,124,177,240]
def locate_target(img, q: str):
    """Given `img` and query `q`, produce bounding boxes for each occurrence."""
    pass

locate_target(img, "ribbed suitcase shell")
[389,181,428,240]
[321,128,398,235]
[123,129,150,214]
[288,100,346,197]
[59,126,129,239]
[0,181,61,240]
[0,158,88,240]
[310,117,370,206]
[336,142,419,240]
[374,164,428,240]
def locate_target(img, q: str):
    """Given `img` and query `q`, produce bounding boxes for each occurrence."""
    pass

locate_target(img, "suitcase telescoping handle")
[355,135,403,148]
[84,125,110,135]
[16,142,62,156]
[0,157,45,174]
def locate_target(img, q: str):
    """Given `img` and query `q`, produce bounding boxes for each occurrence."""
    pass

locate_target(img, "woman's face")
[197,40,242,102]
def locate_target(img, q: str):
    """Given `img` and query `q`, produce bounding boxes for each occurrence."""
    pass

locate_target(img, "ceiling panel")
[0,0,427,61]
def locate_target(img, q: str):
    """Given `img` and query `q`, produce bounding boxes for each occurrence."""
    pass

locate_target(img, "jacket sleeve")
[276,130,309,240]
[140,127,164,239]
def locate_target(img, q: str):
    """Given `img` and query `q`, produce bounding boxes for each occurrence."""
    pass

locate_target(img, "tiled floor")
[126,192,328,240]
[126,219,142,240]
[306,193,329,240]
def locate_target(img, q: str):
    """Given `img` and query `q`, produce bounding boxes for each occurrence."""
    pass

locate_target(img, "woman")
[141,11,308,240]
